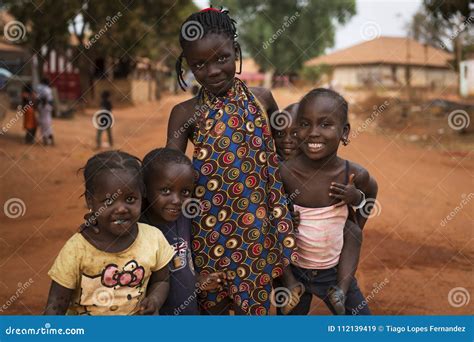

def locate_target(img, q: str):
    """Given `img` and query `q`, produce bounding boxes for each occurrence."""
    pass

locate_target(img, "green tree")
[421,0,473,68]
[2,0,195,97]
[216,0,356,85]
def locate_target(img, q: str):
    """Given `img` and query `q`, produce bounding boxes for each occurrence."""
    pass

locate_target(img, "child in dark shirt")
[141,148,227,315]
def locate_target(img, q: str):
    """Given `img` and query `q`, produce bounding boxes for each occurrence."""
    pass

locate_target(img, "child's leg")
[277,265,314,315]
[278,266,305,314]
[337,220,362,294]
[343,278,371,315]
[326,220,362,314]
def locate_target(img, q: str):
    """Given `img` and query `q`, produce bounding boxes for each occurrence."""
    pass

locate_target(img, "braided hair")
[81,150,145,198]
[299,88,349,124]
[176,7,242,91]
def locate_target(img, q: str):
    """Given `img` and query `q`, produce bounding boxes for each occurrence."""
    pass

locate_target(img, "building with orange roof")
[304,36,457,90]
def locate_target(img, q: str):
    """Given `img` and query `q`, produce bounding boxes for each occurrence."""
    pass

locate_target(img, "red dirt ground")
[0,88,472,315]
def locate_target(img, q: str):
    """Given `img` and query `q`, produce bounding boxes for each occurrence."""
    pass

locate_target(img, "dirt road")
[0,88,472,315]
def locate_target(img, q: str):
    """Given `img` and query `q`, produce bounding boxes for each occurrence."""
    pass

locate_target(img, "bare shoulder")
[170,96,198,122]
[347,160,377,193]
[250,86,271,105]
[250,86,278,115]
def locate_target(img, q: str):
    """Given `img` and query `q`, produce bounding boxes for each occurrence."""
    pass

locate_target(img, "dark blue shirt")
[140,214,200,315]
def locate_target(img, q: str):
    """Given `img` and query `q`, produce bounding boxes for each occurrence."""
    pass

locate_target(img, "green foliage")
[2,0,197,75]
[215,0,356,74]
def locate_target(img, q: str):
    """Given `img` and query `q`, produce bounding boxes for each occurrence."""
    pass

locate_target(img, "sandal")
[280,283,305,315]
[327,285,346,315]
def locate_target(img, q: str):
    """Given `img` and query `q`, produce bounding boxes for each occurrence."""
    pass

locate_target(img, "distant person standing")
[96,90,114,149]
[21,84,37,144]
[36,78,54,146]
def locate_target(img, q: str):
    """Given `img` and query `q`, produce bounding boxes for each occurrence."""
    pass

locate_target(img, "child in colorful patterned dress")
[167,7,298,315]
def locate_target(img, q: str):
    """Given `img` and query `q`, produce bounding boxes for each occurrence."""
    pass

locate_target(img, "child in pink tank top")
[279,89,378,315]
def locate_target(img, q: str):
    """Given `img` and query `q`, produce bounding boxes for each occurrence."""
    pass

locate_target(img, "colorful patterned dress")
[191,78,297,315]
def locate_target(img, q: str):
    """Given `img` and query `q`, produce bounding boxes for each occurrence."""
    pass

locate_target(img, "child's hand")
[329,174,363,207]
[137,296,159,315]
[290,210,300,233]
[197,272,227,291]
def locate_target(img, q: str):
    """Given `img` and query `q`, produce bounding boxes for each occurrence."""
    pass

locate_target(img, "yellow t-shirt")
[48,223,175,315]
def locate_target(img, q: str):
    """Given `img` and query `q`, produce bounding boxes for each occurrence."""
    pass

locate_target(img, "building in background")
[304,36,457,91]
[460,58,474,98]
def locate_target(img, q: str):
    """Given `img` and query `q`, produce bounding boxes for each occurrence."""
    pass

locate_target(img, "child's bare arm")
[138,267,170,315]
[166,104,191,152]
[357,176,378,229]
[329,164,378,230]
[197,272,227,291]
[44,281,73,315]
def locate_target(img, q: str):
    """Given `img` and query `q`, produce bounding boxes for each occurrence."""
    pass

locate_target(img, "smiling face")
[145,162,194,223]
[183,33,237,96]
[274,103,300,160]
[86,169,142,237]
[297,96,350,161]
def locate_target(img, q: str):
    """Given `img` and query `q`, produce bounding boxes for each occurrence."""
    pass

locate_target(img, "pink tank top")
[293,203,348,269]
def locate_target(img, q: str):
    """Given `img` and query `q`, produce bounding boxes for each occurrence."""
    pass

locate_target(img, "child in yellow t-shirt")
[44,151,175,315]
